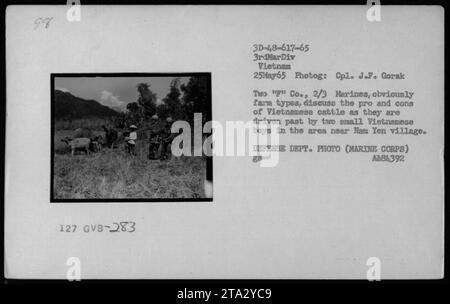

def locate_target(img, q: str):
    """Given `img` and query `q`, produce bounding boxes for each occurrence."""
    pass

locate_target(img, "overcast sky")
[55,76,189,110]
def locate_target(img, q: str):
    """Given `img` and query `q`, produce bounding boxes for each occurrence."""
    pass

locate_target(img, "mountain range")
[54,90,119,119]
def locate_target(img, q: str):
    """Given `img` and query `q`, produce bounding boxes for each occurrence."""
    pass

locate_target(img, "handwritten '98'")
[34,17,53,30]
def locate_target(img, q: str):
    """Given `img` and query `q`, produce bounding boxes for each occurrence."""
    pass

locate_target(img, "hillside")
[54,90,119,119]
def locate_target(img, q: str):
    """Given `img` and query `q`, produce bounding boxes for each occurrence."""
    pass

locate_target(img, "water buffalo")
[90,135,104,152]
[73,128,93,139]
[102,125,118,148]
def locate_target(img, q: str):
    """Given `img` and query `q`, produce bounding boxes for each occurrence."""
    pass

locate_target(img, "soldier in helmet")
[148,117,164,160]
[160,117,175,160]
[148,116,175,160]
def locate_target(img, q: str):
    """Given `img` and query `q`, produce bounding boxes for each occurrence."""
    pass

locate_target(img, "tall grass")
[53,143,207,199]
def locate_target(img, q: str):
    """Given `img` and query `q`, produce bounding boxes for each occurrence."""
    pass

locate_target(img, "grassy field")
[55,118,111,130]
[53,130,208,199]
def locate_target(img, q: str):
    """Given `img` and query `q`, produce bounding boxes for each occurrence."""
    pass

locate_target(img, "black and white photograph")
[51,73,212,201]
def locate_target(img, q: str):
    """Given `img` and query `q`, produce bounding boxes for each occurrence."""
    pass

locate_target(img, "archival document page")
[5,5,444,279]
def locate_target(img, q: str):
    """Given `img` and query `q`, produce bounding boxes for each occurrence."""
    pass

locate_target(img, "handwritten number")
[128,222,136,233]
[34,17,53,30]
[110,222,120,232]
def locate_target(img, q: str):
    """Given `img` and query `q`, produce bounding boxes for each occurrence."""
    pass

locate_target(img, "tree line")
[112,76,209,130]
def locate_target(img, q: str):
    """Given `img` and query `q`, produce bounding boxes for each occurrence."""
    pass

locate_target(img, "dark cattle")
[102,125,118,148]
[73,128,93,139]
[90,135,103,152]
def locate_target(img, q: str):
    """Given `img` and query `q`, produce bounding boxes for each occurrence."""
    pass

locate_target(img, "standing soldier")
[148,117,175,160]
[160,117,175,160]
[148,118,163,160]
